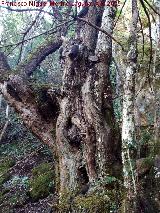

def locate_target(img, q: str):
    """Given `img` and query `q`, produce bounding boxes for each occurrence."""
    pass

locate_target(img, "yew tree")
[0,0,122,206]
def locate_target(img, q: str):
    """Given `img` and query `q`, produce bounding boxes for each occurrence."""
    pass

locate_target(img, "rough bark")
[0,38,62,148]
[0,3,122,211]
[80,0,105,53]
[56,2,122,196]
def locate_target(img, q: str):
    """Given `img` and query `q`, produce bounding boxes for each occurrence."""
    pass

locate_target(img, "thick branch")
[19,38,63,76]
[0,52,59,147]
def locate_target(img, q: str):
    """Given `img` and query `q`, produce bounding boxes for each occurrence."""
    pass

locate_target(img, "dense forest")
[0,0,159,212]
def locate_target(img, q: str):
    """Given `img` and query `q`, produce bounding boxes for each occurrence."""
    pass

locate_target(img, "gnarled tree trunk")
[56,3,122,196]
[0,1,122,211]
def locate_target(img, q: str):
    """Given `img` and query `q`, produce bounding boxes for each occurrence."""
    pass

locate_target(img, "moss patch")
[55,184,123,213]
[56,190,74,212]
[0,158,15,187]
[29,162,55,201]
[74,194,110,212]
[0,158,15,175]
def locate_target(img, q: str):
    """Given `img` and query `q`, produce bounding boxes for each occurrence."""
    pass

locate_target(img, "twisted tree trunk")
[0,1,122,211]
[56,4,122,196]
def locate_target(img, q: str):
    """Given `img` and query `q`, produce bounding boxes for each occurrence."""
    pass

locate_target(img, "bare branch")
[143,0,160,16]
[17,10,42,64]
[1,20,73,49]
[138,14,145,61]
[0,120,9,142]
[114,0,128,28]
[1,6,54,16]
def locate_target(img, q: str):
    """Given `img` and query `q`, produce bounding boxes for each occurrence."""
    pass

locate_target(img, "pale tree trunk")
[134,100,141,159]
[152,11,160,145]
[56,1,122,199]
[121,0,138,211]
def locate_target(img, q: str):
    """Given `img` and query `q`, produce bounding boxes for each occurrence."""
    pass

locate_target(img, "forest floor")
[0,122,56,213]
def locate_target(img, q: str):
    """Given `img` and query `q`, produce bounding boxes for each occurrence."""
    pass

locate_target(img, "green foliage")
[93,176,122,189]
[140,129,152,145]
[8,176,29,189]
[32,162,53,176]
[29,163,55,201]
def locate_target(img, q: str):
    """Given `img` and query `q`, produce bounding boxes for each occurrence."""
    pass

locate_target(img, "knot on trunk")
[60,38,90,63]
[67,123,82,147]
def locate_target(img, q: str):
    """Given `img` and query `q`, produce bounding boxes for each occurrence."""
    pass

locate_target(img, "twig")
[139,0,153,92]
[138,14,145,61]
[1,5,54,16]
[17,10,42,63]
[143,0,160,16]
[1,20,73,51]
[114,0,128,28]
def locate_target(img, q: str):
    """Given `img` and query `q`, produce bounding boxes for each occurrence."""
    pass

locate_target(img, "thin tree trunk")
[121,0,138,211]
[153,13,160,145]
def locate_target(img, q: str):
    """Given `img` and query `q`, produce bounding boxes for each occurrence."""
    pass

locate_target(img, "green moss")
[0,190,8,203]
[54,183,123,212]
[151,140,160,155]
[18,37,59,71]
[0,158,15,187]
[7,191,28,207]
[74,194,110,212]
[56,190,74,212]
[32,162,53,176]
[29,162,54,201]
[0,158,15,175]
[141,18,149,28]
